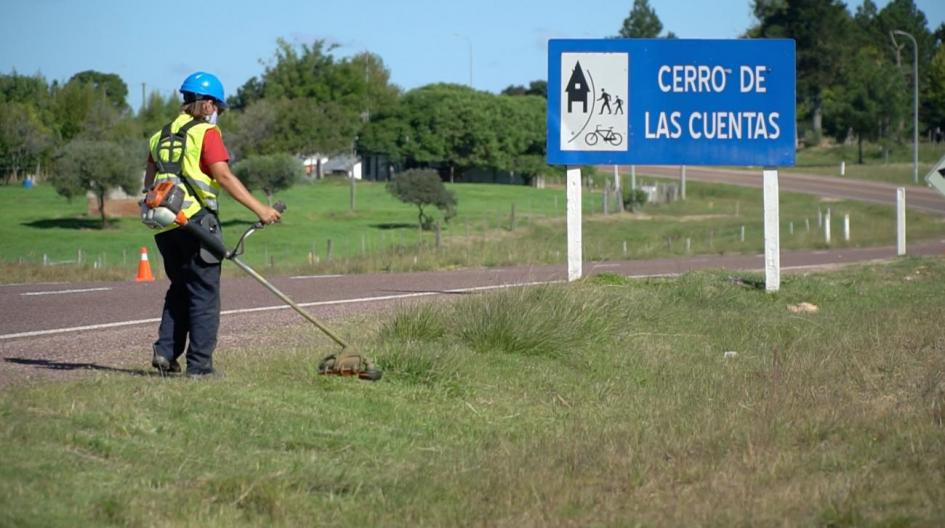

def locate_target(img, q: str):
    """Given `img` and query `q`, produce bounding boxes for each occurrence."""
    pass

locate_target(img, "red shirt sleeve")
[200,128,229,175]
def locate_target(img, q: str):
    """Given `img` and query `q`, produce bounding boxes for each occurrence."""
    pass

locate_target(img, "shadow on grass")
[4,357,162,378]
[728,275,766,290]
[22,218,107,230]
[371,223,417,230]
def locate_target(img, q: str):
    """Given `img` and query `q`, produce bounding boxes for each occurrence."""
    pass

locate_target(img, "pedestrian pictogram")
[557,52,628,153]
[597,89,612,114]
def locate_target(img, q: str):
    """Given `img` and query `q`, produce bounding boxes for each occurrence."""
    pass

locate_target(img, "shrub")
[623,188,648,212]
[386,169,457,230]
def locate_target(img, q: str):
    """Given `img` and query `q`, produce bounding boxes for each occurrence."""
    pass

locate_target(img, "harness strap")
[155,118,217,215]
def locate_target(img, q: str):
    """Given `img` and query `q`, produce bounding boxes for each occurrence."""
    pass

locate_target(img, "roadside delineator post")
[763,168,780,292]
[897,187,906,256]
[136,247,155,282]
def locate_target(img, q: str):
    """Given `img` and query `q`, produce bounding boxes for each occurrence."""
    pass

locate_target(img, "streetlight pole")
[452,33,473,88]
[891,30,919,184]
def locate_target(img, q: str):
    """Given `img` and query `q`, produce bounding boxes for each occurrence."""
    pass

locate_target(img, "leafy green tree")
[927,45,945,132]
[229,39,399,155]
[0,101,53,182]
[68,70,129,111]
[274,98,360,155]
[501,80,547,98]
[823,47,907,163]
[233,153,303,205]
[386,169,457,230]
[618,0,664,38]
[137,91,181,139]
[750,0,853,139]
[359,84,547,181]
[875,0,936,135]
[356,103,411,165]
[495,95,546,180]
[52,79,101,141]
[50,140,139,228]
[0,72,50,106]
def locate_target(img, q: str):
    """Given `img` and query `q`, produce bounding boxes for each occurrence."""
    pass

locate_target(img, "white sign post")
[566,167,583,281]
[897,187,906,256]
[763,169,780,292]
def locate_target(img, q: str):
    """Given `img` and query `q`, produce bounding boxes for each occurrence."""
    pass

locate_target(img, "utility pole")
[891,30,919,184]
[141,82,146,113]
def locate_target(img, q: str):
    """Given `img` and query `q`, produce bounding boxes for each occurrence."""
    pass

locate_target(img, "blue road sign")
[547,39,796,167]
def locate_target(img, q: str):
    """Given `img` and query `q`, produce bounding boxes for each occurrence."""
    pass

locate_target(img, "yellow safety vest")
[148,113,222,223]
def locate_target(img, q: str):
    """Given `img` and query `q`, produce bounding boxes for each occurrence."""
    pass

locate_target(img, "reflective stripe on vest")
[148,113,222,220]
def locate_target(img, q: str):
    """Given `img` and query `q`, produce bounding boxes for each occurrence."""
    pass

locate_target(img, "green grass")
[2,174,943,282]
[2,258,944,526]
[792,141,945,186]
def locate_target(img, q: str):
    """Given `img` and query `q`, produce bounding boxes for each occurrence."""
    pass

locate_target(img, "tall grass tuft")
[379,285,622,358]
[379,303,448,343]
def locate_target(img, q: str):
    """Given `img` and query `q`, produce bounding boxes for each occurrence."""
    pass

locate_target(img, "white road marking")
[0,256,891,342]
[289,274,344,280]
[0,282,67,288]
[21,287,112,297]
[0,280,559,341]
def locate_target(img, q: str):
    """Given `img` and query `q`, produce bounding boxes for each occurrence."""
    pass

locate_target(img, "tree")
[495,95,546,180]
[52,79,101,141]
[386,169,456,230]
[618,0,664,38]
[750,0,853,139]
[0,101,53,182]
[359,84,548,181]
[232,153,303,205]
[68,70,129,111]
[229,39,400,155]
[51,140,139,228]
[137,90,181,139]
[501,80,547,98]
[927,45,945,134]
[875,0,936,135]
[823,47,907,163]
[222,98,280,160]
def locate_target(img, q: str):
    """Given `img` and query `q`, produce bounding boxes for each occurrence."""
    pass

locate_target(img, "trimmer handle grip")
[180,221,229,260]
[274,201,287,214]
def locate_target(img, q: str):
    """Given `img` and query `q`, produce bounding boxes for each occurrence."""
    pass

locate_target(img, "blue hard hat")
[180,71,228,108]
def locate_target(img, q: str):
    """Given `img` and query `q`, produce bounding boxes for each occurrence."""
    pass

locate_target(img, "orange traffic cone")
[136,246,155,282]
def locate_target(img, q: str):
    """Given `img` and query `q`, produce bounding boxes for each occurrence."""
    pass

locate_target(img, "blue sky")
[2,0,942,111]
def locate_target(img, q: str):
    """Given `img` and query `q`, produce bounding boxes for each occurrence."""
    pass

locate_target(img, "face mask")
[206,111,218,125]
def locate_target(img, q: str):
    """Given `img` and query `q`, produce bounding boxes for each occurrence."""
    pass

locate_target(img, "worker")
[144,71,281,378]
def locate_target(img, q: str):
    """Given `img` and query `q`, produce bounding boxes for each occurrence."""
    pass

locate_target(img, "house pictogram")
[565,61,590,113]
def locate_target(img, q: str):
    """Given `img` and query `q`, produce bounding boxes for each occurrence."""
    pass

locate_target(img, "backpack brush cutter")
[143,182,382,381]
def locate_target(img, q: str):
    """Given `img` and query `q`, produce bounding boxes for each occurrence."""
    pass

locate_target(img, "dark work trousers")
[153,211,222,374]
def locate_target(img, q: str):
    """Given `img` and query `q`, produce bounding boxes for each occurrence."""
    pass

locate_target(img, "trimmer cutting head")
[318,352,383,381]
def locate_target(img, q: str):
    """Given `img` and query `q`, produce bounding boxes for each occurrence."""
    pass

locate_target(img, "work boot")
[152,353,181,375]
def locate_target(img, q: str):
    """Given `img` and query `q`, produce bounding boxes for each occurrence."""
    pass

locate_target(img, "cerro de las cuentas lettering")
[646,63,781,141]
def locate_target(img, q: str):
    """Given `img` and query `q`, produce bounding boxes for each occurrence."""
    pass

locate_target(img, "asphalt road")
[635,165,945,215]
[3,166,944,389]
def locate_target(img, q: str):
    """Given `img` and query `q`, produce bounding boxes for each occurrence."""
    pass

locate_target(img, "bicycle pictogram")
[585,125,623,147]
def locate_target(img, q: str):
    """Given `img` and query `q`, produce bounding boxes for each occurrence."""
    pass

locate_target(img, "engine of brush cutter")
[141,181,187,229]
